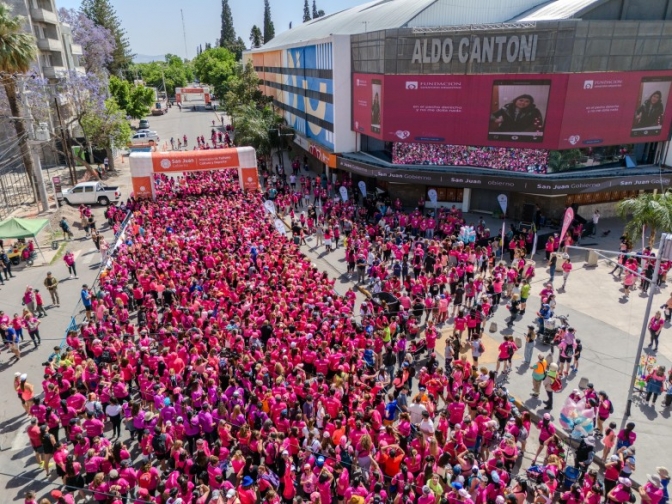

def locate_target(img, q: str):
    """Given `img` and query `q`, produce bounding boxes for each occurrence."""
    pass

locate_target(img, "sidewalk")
[288,209,671,486]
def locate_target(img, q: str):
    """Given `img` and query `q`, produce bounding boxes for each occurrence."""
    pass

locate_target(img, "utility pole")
[54,96,76,185]
[181,9,189,60]
[625,233,672,416]
[20,79,49,213]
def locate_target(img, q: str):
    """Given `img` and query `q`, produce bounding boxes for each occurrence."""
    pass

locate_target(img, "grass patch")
[50,242,67,265]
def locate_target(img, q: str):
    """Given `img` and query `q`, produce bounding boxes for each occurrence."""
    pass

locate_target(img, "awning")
[0,217,49,239]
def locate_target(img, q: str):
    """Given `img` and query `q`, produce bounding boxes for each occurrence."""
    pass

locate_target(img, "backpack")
[479,342,486,354]
[551,375,563,392]
[564,344,574,357]
[608,400,614,415]
[152,433,167,455]
[100,349,112,363]
[138,471,152,488]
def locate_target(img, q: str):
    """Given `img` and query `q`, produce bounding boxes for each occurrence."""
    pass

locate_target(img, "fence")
[57,210,134,349]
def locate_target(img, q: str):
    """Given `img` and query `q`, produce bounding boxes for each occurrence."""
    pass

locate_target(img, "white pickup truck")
[61,182,121,206]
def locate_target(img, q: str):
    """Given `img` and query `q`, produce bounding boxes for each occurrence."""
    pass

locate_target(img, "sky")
[56,0,371,59]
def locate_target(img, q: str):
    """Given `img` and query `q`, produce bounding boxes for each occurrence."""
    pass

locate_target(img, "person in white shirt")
[592,209,600,236]
[408,396,427,424]
[418,410,435,439]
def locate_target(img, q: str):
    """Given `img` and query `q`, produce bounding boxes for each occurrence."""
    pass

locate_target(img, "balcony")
[37,37,63,52]
[42,66,67,79]
[70,43,83,55]
[30,7,58,24]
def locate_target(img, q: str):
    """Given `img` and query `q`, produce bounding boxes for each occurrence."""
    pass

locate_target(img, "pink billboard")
[558,72,672,149]
[352,74,384,140]
[352,71,672,149]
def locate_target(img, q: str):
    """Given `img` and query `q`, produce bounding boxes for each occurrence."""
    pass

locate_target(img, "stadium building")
[247,0,672,222]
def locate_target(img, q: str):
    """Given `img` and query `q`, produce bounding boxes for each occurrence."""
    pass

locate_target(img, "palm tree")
[0,3,38,200]
[232,103,283,163]
[617,191,672,247]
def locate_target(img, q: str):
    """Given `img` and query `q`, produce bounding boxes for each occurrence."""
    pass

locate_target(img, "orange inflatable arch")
[129,147,260,199]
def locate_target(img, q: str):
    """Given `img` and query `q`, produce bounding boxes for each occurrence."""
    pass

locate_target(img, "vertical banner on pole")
[531,230,539,256]
[358,181,367,197]
[427,189,438,208]
[498,194,508,250]
[559,207,575,245]
[339,186,349,202]
[263,200,276,215]
[274,218,287,235]
[497,194,508,215]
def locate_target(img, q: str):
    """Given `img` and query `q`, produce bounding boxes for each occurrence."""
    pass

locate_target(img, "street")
[0,107,665,502]
[0,108,222,498]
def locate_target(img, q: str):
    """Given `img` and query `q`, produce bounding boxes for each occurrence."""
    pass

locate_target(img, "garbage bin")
[586,250,599,267]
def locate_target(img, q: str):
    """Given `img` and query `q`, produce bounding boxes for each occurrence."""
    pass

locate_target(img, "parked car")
[131,131,159,144]
[138,119,150,129]
[60,181,121,206]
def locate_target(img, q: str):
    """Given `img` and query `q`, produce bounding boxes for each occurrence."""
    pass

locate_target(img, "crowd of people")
[10,163,669,504]
[392,144,548,174]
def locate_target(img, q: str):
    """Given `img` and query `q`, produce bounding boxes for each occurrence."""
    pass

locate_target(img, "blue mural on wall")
[284,43,335,150]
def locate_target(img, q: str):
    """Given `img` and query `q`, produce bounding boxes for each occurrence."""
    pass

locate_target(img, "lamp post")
[625,233,672,416]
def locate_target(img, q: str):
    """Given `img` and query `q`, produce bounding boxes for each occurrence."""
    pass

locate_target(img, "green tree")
[81,98,131,171]
[0,2,38,199]
[126,83,155,119]
[617,191,672,247]
[222,60,269,113]
[130,55,193,97]
[547,149,581,173]
[220,0,236,48]
[250,25,263,48]
[263,0,275,43]
[312,0,324,18]
[192,47,237,98]
[232,103,283,162]
[80,0,132,75]
[303,0,311,22]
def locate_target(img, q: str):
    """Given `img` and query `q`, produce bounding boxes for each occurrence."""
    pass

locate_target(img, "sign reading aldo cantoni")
[411,34,539,65]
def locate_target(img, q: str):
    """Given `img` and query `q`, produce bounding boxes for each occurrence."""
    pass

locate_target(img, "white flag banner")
[358,181,367,197]
[427,189,438,204]
[274,218,287,235]
[531,232,538,256]
[497,194,508,214]
[339,186,349,202]
[263,200,276,215]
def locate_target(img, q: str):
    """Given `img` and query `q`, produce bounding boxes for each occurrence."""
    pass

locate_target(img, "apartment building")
[7,0,85,79]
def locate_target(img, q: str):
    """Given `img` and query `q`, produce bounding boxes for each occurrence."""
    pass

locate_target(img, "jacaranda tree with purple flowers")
[59,8,116,75]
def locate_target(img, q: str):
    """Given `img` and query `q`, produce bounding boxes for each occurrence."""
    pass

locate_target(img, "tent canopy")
[0,217,49,239]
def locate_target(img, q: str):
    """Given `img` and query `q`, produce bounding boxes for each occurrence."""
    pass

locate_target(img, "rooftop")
[254,0,564,51]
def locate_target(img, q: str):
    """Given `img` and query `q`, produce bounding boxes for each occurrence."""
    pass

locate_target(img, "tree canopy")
[263,0,275,43]
[222,60,270,114]
[129,55,193,97]
[192,47,237,99]
[303,0,311,22]
[109,75,155,119]
[59,8,115,74]
[80,0,132,75]
[250,26,263,48]
[617,191,672,247]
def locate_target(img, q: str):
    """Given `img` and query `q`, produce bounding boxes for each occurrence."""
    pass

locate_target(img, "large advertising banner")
[352,71,672,149]
[558,71,672,149]
[353,74,384,140]
[353,73,567,149]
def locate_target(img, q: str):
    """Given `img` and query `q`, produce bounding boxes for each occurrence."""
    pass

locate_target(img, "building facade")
[8,0,85,79]
[248,0,672,221]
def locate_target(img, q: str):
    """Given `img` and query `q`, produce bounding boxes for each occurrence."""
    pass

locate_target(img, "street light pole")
[624,233,667,417]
